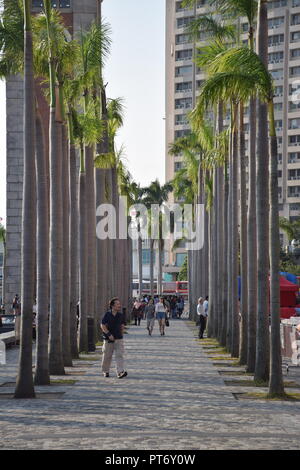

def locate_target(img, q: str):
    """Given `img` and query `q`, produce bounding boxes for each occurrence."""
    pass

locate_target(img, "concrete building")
[4,0,98,307]
[165,0,300,267]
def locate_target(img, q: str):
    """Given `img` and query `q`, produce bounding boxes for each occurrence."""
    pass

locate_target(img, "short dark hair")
[109,297,119,309]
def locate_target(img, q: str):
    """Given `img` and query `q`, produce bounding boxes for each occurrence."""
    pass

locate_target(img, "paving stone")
[0,319,300,450]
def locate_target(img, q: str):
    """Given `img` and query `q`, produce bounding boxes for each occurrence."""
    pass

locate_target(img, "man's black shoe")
[103,372,109,377]
[118,371,128,379]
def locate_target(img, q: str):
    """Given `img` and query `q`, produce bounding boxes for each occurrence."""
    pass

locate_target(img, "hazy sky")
[0,0,166,225]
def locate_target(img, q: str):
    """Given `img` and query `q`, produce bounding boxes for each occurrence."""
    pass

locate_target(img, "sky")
[0,0,166,225]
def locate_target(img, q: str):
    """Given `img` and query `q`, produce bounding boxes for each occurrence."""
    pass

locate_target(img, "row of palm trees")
[3,1,177,398]
[1,0,139,398]
[176,0,285,397]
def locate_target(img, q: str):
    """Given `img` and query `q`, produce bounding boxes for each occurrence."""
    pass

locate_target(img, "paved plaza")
[0,319,300,450]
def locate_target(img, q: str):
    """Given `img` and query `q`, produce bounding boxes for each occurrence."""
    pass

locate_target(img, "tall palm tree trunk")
[34,109,50,385]
[239,102,248,364]
[158,238,163,297]
[15,2,36,397]
[150,238,154,297]
[79,147,88,353]
[212,167,218,338]
[268,101,284,396]
[247,95,257,372]
[62,124,72,366]
[221,166,228,347]
[106,169,115,301]
[226,129,233,352]
[49,114,65,375]
[255,0,270,383]
[96,168,108,337]
[207,207,214,337]
[217,102,224,342]
[85,145,96,352]
[138,233,143,297]
[231,103,239,358]
[69,139,79,358]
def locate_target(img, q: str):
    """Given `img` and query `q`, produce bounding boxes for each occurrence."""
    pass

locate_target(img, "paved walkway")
[0,319,300,450]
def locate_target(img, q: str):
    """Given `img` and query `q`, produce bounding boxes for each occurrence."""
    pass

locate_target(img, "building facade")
[4,0,98,307]
[165,0,300,262]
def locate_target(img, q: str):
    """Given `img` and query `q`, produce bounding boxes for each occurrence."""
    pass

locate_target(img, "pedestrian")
[131,298,143,325]
[197,297,207,339]
[100,298,127,379]
[145,298,155,336]
[155,296,168,336]
[12,294,21,344]
[203,296,209,318]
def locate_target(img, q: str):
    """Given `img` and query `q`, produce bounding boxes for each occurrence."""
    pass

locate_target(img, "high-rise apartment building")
[4,0,98,307]
[165,0,300,276]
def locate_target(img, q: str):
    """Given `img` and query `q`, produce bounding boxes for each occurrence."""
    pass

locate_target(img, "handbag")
[165,318,169,327]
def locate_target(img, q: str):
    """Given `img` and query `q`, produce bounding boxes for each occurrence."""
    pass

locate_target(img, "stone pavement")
[0,319,300,450]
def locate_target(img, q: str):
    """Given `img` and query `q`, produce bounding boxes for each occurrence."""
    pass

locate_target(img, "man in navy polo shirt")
[101,297,127,379]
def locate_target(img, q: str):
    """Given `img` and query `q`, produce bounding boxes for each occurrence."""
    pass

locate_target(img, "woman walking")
[155,297,167,336]
[145,298,155,336]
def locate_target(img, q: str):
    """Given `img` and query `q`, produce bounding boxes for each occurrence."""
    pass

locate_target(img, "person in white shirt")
[197,297,207,339]
[155,297,168,336]
[203,296,209,318]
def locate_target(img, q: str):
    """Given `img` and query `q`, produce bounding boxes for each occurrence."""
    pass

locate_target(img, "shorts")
[156,312,166,321]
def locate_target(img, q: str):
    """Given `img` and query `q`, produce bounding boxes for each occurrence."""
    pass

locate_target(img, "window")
[268,34,284,46]
[32,0,71,7]
[268,17,284,29]
[288,151,300,162]
[274,102,283,111]
[291,48,300,60]
[175,114,189,125]
[289,169,300,180]
[289,101,300,111]
[175,49,193,62]
[275,119,283,129]
[175,81,192,93]
[175,65,193,77]
[269,51,284,63]
[290,66,300,77]
[268,0,287,7]
[175,34,191,45]
[175,97,193,109]
[293,0,300,6]
[176,253,187,267]
[290,203,300,210]
[289,135,300,145]
[142,249,155,266]
[289,118,300,129]
[274,85,283,96]
[177,17,194,29]
[174,161,183,172]
[288,186,300,197]
[291,14,300,26]
[175,130,190,139]
[291,31,300,42]
[271,69,283,80]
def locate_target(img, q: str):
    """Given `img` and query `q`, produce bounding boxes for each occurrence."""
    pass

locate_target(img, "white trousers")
[101,339,125,375]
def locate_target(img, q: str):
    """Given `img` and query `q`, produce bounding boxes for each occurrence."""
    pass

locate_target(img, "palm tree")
[41,0,67,375]
[195,43,285,393]
[34,107,50,385]
[254,0,270,384]
[14,0,36,398]
[143,180,173,296]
